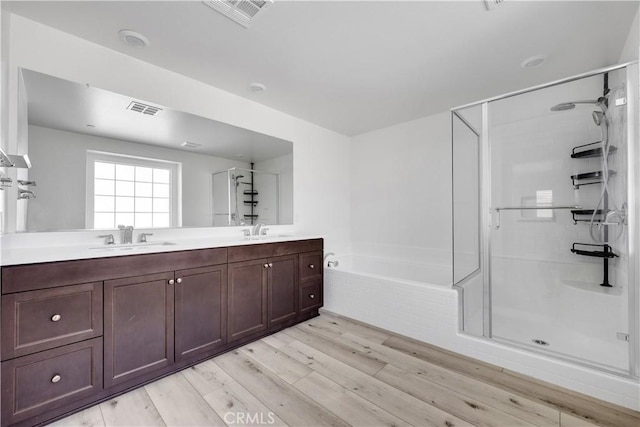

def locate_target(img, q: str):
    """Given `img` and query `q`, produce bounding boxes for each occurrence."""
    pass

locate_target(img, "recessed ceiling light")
[118,29,150,48]
[521,55,546,69]
[249,82,266,93]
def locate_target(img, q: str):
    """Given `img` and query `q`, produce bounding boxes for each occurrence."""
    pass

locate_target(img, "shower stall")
[452,63,639,376]
[211,167,280,226]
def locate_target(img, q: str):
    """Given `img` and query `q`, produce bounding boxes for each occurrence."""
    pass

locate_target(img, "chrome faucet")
[252,223,265,236]
[139,232,153,243]
[118,225,134,244]
[17,189,35,199]
[98,234,115,245]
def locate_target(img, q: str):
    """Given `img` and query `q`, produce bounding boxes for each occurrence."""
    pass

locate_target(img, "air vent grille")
[202,0,273,28]
[127,101,162,116]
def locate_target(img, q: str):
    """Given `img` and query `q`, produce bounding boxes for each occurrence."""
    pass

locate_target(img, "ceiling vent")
[127,101,162,116]
[483,0,506,11]
[181,141,202,149]
[202,0,274,28]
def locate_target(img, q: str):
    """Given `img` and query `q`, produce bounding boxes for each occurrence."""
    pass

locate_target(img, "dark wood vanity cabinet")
[103,272,175,388]
[175,265,228,361]
[0,238,323,427]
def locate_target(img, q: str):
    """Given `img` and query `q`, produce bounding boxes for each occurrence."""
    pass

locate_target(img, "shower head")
[550,97,607,112]
[550,102,576,112]
[592,111,605,126]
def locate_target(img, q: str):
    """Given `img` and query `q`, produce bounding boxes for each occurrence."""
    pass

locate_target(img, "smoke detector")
[521,55,547,69]
[249,82,266,93]
[202,0,274,28]
[483,0,506,11]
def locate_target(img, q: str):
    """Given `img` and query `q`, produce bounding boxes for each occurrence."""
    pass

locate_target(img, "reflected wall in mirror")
[20,68,293,231]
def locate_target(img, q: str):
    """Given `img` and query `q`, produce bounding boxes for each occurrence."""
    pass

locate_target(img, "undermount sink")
[89,241,177,251]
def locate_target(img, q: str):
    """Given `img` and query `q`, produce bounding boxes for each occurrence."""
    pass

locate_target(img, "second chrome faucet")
[118,225,134,244]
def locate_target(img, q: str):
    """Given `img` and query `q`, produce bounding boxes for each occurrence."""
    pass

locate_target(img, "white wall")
[3,14,351,252]
[350,111,451,266]
[619,9,639,63]
[255,153,294,225]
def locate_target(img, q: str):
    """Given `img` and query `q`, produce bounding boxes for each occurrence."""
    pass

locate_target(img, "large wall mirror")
[20,69,293,232]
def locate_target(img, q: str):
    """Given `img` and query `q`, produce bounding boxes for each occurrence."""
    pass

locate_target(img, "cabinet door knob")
[51,314,62,322]
[51,374,61,383]
[309,264,315,269]
[176,278,183,284]
[268,263,273,268]
[309,294,315,299]
[264,263,269,268]
[168,279,175,285]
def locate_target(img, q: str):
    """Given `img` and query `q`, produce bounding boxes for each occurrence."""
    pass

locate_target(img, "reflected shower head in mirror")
[592,110,605,126]
[550,97,607,112]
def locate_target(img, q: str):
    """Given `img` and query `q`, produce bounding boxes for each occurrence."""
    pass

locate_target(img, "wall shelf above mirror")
[16,68,293,232]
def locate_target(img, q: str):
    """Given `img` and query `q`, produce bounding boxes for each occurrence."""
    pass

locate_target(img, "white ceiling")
[4,1,638,136]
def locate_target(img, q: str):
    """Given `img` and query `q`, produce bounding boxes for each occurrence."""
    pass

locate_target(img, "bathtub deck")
[49,312,639,427]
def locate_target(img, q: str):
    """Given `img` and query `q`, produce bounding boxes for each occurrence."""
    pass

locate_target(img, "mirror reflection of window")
[87,151,180,229]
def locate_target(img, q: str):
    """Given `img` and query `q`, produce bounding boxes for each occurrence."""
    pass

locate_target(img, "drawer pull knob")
[51,314,62,322]
[168,279,175,285]
[264,264,269,268]
[268,263,273,268]
[51,374,61,383]
[309,294,315,299]
[176,278,183,284]
[309,264,315,269]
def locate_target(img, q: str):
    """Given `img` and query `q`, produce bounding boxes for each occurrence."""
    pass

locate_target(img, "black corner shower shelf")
[243,214,259,219]
[570,170,616,188]
[243,200,258,206]
[570,209,606,224]
[570,141,617,159]
[570,243,618,259]
[243,190,258,195]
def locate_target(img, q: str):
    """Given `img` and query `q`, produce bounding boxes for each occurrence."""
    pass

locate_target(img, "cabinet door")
[268,255,298,326]
[175,265,227,362]
[228,259,268,342]
[104,272,174,388]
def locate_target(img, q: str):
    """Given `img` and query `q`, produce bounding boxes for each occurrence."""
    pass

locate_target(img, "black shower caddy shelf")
[570,141,617,159]
[570,170,616,189]
[570,209,606,224]
[569,133,618,287]
[570,243,618,259]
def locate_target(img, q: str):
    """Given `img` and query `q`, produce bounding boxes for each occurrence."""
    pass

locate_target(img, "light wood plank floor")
[48,312,640,427]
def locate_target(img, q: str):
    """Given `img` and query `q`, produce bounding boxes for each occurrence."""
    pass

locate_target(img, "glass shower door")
[487,69,630,372]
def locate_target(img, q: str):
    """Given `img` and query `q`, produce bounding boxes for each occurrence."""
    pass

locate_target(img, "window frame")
[86,150,182,229]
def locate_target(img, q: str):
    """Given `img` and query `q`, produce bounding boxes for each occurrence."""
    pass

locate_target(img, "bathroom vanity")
[0,237,323,427]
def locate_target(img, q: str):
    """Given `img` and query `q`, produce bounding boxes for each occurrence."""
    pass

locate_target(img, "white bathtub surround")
[324,254,640,410]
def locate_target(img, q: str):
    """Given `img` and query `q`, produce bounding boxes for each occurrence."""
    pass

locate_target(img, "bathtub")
[323,254,459,346]
[323,253,640,411]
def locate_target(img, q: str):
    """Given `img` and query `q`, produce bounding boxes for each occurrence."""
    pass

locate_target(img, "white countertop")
[0,227,322,266]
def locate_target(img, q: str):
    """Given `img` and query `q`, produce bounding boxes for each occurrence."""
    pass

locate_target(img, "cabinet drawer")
[299,280,323,314]
[1,282,103,360]
[299,251,323,283]
[1,338,103,426]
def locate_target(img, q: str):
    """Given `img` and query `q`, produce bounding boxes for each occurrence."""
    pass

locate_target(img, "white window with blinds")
[86,151,181,229]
